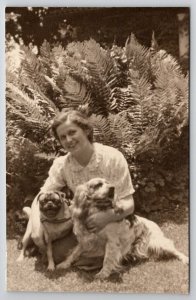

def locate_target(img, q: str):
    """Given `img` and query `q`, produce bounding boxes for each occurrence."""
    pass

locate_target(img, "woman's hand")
[86,210,115,233]
[85,195,134,233]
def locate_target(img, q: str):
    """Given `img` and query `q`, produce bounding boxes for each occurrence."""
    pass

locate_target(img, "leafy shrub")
[6,35,188,227]
[6,136,54,210]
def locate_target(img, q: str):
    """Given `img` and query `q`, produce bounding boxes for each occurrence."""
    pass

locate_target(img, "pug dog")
[17,191,73,271]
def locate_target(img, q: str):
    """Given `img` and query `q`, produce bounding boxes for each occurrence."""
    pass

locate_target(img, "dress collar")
[67,143,101,172]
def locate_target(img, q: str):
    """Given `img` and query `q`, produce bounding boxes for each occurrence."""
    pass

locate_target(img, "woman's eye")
[60,135,66,140]
[69,130,76,136]
[59,130,76,141]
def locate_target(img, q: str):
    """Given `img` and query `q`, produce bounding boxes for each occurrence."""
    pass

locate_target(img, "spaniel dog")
[56,178,188,279]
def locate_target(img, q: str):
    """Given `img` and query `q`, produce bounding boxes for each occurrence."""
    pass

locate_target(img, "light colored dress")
[40,142,135,200]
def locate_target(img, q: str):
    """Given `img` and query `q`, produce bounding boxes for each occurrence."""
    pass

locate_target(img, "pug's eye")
[53,193,60,200]
[39,194,46,201]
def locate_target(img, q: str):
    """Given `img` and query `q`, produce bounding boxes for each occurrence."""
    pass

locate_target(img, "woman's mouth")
[67,143,77,150]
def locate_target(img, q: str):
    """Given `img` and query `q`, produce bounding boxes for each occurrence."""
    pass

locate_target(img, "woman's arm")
[86,194,134,232]
[111,194,135,221]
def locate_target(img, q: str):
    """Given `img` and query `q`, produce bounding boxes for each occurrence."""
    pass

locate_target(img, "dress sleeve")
[40,156,66,193]
[108,150,135,199]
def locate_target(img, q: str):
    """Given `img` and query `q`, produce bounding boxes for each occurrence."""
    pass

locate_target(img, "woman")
[40,109,135,232]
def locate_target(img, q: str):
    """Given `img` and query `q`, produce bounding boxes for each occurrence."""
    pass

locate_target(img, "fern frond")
[63,40,122,115]
[135,126,160,155]
[125,33,151,79]
[39,40,56,79]
[7,101,49,142]
[150,31,159,55]
[110,44,129,88]
[81,40,122,90]
[63,75,92,108]
[6,81,54,143]
[18,76,59,116]
[86,62,110,116]
[6,83,46,121]
[44,75,63,94]
[20,46,49,93]
[32,89,59,118]
[108,112,139,144]
[89,114,117,146]
[151,49,183,80]
[6,43,24,75]
[40,40,51,61]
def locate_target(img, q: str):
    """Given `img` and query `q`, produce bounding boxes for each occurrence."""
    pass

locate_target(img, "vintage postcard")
[6,7,189,293]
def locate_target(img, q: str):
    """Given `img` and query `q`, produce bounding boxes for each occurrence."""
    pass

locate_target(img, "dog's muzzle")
[44,201,60,209]
[93,186,115,210]
[39,198,62,218]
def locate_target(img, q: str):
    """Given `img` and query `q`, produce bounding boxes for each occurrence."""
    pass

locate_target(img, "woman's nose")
[65,135,73,143]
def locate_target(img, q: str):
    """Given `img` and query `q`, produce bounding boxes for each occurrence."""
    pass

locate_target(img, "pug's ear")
[37,193,45,202]
[54,191,71,206]
[54,191,64,199]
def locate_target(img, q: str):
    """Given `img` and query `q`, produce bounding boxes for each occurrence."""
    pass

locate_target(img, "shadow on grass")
[50,267,125,283]
[33,254,129,283]
[71,258,149,283]
[33,252,149,283]
[33,255,97,282]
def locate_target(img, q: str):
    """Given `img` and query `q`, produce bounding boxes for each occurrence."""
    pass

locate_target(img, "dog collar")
[40,215,71,224]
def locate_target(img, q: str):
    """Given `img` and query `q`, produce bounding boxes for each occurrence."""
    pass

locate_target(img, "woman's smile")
[67,142,77,151]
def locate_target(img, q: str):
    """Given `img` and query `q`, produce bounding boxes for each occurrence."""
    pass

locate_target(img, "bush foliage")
[6,34,188,221]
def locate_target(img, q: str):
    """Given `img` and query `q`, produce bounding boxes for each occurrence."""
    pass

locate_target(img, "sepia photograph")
[6,7,189,293]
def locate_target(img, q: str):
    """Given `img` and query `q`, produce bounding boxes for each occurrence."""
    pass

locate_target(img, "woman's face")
[56,120,90,155]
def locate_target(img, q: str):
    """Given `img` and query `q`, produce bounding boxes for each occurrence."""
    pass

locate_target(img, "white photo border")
[1,1,194,299]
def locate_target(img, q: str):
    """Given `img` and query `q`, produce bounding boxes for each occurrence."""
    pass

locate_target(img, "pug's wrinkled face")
[38,192,63,218]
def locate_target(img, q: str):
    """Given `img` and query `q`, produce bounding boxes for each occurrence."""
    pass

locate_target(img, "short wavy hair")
[51,109,94,143]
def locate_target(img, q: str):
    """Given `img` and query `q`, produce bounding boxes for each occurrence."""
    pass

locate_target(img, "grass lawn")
[6,209,189,293]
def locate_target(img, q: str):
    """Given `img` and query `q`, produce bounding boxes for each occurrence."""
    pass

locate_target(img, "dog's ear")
[73,184,89,217]
[54,191,65,200]
[37,193,45,202]
[74,185,88,207]
[54,191,71,206]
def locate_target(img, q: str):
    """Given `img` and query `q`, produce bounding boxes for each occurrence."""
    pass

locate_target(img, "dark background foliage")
[6,8,188,56]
